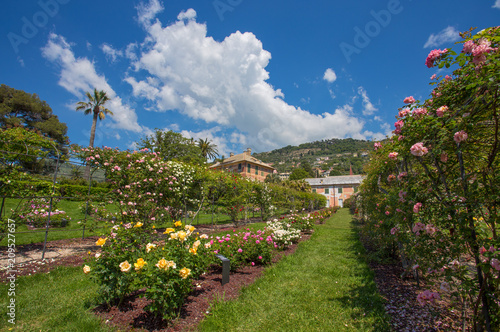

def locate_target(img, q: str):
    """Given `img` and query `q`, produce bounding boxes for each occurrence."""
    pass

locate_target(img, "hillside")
[253,138,374,176]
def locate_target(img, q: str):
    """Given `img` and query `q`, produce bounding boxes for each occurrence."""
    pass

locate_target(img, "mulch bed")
[93,236,309,332]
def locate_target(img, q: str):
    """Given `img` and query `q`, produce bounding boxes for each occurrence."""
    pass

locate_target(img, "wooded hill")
[253,138,375,176]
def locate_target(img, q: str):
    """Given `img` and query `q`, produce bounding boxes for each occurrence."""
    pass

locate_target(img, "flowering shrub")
[209,228,274,270]
[85,220,213,319]
[266,218,301,248]
[358,26,500,330]
[16,198,70,228]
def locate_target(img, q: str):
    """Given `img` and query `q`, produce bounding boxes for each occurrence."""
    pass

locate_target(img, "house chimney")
[230,152,234,157]
[246,148,251,155]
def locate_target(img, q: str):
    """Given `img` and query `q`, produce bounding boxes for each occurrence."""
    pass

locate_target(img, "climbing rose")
[454,130,468,143]
[399,109,410,117]
[413,202,423,213]
[462,40,475,53]
[410,142,428,156]
[425,48,448,68]
[388,152,398,160]
[491,258,500,271]
[412,108,428,117]
[374,142,382,150]
[404,96,415,104]
[436,105,448,117]
[417,290,440,306]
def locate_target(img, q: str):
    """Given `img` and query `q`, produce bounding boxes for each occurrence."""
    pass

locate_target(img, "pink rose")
[410,142,428,157]
[436,105,448,117]
[491,258,500,271]
[388,152,398,160]
[454,130,468,144]
[430,74,437,80]
[462,40,475,53]
[374,142,382,150]
[412,108,428,118]
[413,202,423,214]
[404,96,415,104]
[425,48,448,68]
[398,109,410,118]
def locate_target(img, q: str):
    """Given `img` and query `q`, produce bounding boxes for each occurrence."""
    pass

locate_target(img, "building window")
[338,187,343,194]
[312,189,316,193]
[238,163,241,172]
[255,166,259,174]
[354,186,358,193]
[247,164,251,172]
[325,188,330,194]
[261,171,264,176]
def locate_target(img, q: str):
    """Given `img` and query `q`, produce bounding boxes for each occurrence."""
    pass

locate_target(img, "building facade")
[304,175,364,208]
[209,148,276,182]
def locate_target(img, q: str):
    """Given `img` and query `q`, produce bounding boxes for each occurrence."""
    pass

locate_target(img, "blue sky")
[2,0,499,157]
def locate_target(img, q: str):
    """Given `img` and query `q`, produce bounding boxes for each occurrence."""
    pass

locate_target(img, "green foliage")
[0,84,69,156]
[289,167,309,180]
[137,129,206,165]
[358,26,500,330]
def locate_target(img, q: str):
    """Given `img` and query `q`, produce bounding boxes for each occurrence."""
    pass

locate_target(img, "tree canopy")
[0,84,69,151]
[136,129,206,165]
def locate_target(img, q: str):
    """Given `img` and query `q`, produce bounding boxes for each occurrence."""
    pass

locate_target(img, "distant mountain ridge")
[253,138,374,176]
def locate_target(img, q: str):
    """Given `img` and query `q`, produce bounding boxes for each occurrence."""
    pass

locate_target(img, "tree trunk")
[84,112,99,181]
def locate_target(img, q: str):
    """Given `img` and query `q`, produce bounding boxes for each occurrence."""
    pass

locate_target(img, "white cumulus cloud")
[323,68,337,83]
[41,33,148,135]
[424,26,460,48]
[101,43,123,62]
[494,0,500,9]
[126,9,379,151]
[357,87,377,116]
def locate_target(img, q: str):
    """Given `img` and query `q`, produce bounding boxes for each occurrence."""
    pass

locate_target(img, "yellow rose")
[96,238,107,246]
[179,267,191,279]
[146,243,156,253]
[156,258,168,270]
[174,220,182,227]
[83,265,91,274]
[200,234,208,240]
[177,231,187,242]
[170,232,178,240]
[193,240,201,249]
[134,222,143,228]
[189,247,197,255]
[134,258,147,271]
[163,228,175,234]
[119,261,132,273]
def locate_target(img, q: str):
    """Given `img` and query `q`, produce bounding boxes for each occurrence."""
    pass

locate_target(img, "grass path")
[198,208,390,331]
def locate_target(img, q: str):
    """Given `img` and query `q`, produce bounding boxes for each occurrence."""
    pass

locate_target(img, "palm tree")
[197,138,219,161]
[76,89,113,148]
[76,89,113,179]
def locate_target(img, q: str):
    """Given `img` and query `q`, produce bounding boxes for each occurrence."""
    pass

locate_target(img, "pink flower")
[259,256,263,260]
[454,130,468,144]
[237,248,243,253]
[255,240,260,244]
[436,105,448,117]
[444,75,452,81]
[489,246,496,253]
[462,40,475,53]
[479,246,487,255]
[430,74,437,80]
[251,262,255,266]
[413,203,423,214]
[425,48,448,68]
[397,172,407,181]
[374,142,382,150]
[388,152,398,160]
[404,96,415,104]
[410,142,428,156]
[387,174,396,182]
[440,153,448,163]
[385,211,390,216]
[412,107,428,117]
[398,109,410,118]
[417,290,440,306]
[390,227,399,235]
[394,120,404,132]
[491,258,500,271]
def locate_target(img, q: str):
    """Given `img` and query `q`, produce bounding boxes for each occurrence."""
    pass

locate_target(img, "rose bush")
[357,26,500,330]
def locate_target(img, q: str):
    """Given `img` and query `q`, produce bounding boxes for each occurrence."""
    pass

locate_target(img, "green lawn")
[0,266,109,332]
[198,208,390,331]
[0,209,389,331]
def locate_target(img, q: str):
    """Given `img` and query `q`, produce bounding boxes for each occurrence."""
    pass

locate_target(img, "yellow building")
[209,148,276,182]
[304,175,364,208]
